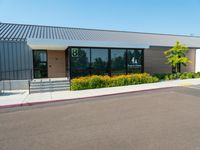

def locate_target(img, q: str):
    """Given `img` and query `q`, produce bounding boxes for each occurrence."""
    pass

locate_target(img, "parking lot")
[1,85,200,150]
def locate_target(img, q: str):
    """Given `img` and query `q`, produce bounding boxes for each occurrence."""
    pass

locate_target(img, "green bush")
[153,72,200,81]
[153,73,168,80]
[71,73,159,90]
[194,72,200,78]
[180,72,195,79]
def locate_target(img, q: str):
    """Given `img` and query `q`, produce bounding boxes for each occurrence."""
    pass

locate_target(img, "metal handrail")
[0,69,33,81]
[0,69,32,74]
[28,80,31,94]
[0,69,33,93]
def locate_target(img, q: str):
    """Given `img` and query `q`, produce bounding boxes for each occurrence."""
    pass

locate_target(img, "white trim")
[195,49,200,73]
[27,38,150,50]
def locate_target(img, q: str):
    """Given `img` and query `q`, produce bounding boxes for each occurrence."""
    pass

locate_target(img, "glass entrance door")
[33,50,48,78]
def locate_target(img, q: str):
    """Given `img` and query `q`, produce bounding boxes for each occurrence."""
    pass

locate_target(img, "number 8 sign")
[71,48,79,57]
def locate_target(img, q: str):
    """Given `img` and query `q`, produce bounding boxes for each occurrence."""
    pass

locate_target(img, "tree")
[164,41,191,73]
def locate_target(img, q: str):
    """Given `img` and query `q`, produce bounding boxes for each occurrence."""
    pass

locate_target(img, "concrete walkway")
[1,78,200,108]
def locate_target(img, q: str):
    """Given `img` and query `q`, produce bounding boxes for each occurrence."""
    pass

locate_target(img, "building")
[1,22,200,87]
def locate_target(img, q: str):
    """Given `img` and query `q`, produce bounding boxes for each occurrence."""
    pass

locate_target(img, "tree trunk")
[177,63,181,73]
[172,66,176,74]
[172,64,181,74]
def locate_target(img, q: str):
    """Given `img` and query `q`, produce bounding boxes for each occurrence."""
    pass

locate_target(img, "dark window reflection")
[33,50,48,78]
[71,48,90,78]
[111,49,126,75]
[91,49,108,75]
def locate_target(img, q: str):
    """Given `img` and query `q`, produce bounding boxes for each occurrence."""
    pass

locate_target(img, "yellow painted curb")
[177,83,193,87]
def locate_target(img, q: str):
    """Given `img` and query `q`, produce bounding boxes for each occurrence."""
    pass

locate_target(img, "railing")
[0,69,33,93]
[69,77,71,91]
[28,80,31,94]
[0,69,33,81]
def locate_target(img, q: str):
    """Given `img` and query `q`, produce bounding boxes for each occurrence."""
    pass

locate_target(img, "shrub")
[71,73,159,90]
[194,72,200,78]
[153,72,200,81]
[180,72,195,79]
[153,73,167,80]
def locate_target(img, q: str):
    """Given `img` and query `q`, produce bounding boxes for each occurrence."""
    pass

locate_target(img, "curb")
[0,86,174,109]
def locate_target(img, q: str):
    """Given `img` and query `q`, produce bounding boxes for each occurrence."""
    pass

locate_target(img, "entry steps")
[29,78,70,94]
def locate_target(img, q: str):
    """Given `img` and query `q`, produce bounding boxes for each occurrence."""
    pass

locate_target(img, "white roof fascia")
[27,38,150,50]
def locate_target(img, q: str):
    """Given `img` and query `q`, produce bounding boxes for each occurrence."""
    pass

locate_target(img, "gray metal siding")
[0,40,33,80]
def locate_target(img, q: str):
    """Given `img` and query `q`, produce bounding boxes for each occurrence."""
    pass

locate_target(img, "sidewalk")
[1,78,200,108]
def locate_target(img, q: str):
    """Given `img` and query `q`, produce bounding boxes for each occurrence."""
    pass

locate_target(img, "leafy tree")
[164,41,191,73]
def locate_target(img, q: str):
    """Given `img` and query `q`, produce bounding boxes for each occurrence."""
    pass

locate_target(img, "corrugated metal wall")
[0,40,33,80]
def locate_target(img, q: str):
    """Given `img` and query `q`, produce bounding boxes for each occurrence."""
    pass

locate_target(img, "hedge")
[71,73,159,90]
[71,72,200,90]
[153,72,200,80]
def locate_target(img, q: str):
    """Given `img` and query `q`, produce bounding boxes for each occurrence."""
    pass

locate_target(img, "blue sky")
[0,0,200,36]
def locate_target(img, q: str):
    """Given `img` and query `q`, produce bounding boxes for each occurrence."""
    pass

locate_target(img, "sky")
[0,0,200,36]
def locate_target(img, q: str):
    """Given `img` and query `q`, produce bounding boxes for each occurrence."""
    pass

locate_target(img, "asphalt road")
[1,85,200,150]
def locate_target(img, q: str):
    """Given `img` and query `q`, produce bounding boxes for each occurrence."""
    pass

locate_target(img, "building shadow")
[0,91,27,96]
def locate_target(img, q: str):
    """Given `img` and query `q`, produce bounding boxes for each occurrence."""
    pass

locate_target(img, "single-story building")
[0,22,200,91]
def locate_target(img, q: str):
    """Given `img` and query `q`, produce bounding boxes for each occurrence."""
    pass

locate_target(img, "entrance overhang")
[27,38,150,50]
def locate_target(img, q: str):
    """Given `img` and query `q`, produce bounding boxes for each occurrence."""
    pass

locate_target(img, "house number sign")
[71,48,79,57]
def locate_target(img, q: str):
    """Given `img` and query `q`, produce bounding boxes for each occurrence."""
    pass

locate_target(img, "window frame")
[69,47,144,79]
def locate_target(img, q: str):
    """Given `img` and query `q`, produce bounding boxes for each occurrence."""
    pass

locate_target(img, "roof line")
[1,22,200,38]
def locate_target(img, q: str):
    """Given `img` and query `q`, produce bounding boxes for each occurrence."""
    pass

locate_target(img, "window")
[127,49,143,73]
[91,48,109,75]
[111,49,126,75]
[70,48,90,78]
[70,47,144,78]
[33,50,48,78]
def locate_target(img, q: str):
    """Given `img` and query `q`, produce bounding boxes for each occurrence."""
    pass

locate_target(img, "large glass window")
[91,48,109,75]
[127,49,143,73]
[70,47,144,78]
[33,50,48,78]
[111,49,126,75]
[70,48,90,78]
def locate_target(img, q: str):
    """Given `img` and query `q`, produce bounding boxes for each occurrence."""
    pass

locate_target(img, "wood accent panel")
[48,50,66,78]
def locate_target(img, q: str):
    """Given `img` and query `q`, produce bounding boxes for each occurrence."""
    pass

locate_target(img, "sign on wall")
[71,48,79,57]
